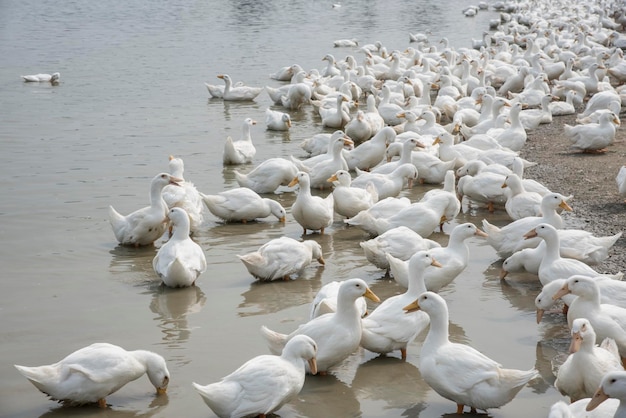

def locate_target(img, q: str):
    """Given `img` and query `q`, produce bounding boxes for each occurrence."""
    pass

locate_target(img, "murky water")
[1,0,573,416]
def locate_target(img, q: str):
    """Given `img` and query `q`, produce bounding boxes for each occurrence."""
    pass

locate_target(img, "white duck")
[291,130,351,172]
[260,278,380,374]
[564,111,620,153]
[192,335,317,418]
[351,163,418,200]
[370,137,424,175]
[618,166,626,203]
[536,277,626,324]
[309,280,368,320]
[524,224,623,286]
[327,170,378,218]
[162,155,205,234]
[234,158,299,194]
[553,275,626,359]
[549,90,580,116]
[342,126,396,171]
[457,171,509,212]
[345,110,374,143]
[555,318,624,402]
[14,342,169,407]
[348,192,459,237]
[421,170,462,232]
[300,133,332,157]
[344,196,410,235]
[223,118,257,165]
[518,94,553,130]
[502,227,622,278]
[200,187,286,223]
[361,251,440,359]
[216,74,262,101]
[482,192,573,259]
[501,173,543,220]
[411,148,458,185]
[495,102,527,152]
[586,371,626,416]
[403,292,539,414]
[109,173,182,247]
[237,236,325,281]
[153,207,207,288]
[265,108,292,131]
[21,72,60,83]
[319,94,350,129]
[288,171,334,234]
[359,225,441,271]
[377,84,405,126]
[388,223,488,291]
[205,78,244,98]
[548,398,618,418]
[305,133,353,189]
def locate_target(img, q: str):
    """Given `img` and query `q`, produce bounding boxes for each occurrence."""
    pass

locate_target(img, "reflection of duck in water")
[351,355,429,413]
[149,285,207,346]
[290,371,362,417]
[237,267,324,317]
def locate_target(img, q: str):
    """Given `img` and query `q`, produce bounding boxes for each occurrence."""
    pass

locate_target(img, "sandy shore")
[517,109,626,273]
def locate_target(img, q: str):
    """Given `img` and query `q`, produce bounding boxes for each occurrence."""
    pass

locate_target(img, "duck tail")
[260,325,288,355]
[481,219,501,249]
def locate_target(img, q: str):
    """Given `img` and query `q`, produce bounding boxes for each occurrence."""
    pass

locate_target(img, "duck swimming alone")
[215,74,263,101]
[15,343,169,407]
[192,335,317,418]
[21,72,60,83]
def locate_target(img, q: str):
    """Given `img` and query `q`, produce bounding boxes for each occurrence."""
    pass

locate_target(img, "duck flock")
[14,0,626,417]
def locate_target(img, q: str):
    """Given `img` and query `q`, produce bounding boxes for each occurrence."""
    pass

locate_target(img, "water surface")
[1,0,570,417]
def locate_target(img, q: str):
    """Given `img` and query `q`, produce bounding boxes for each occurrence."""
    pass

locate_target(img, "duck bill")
[499,269,508,279]
[308,357,318,375]
[317,256,326,265]
[169,176,184,186]
[523,229,538,239]
[475,229,488,238]
[569,333,582,353]
[430,258,442,268]
[363,287,380,303]
[536,308,544,324]
[403,299,421,313]
[217,74,225,79]
[156,387,167,395]
[552,284,571,301]
[279,216,286,223]
[287,176,299,188]
[587,387,610,411]
[432,137,442,146]
[559,200,573,211]
[327,174,339,183]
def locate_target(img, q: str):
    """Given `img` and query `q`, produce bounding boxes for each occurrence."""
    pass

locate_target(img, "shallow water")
[1,0,573,417]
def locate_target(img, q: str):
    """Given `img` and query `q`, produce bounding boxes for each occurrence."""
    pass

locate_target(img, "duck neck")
[172,219,191,240]
[424,308,450,348]
[150,182,168,214]
[542,231,561,261]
